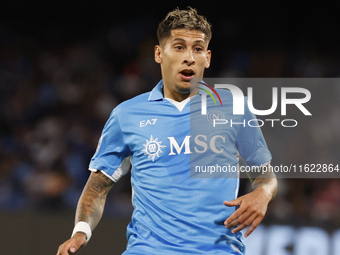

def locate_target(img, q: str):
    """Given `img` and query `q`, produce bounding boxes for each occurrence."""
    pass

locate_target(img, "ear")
[154,45,162,64]
[205,50,211,68]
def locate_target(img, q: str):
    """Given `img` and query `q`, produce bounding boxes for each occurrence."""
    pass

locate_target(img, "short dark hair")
[157,7,212,44]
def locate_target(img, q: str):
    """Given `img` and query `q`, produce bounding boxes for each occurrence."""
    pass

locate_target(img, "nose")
[183,50,195,65]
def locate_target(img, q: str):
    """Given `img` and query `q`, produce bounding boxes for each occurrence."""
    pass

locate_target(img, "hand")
[57,233,87,255]
[223,187,272,238]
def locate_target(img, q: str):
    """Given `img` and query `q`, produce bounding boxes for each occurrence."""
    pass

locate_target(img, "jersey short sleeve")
[236,98,272,167]
[89,107,132,182]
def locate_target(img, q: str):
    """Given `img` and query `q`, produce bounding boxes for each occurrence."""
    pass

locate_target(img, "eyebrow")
[172,38,206,44]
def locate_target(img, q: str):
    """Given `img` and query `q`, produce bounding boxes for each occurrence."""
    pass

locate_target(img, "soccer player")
[57,7,277,255]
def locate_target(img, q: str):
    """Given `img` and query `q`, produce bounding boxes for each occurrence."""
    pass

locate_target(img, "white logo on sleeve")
[142,135,166,161]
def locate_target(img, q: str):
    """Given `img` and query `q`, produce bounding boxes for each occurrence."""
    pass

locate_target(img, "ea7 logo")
[140,119,157,127]
[201,84,312,116]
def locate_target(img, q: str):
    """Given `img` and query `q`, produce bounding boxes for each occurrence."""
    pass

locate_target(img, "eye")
[175,45,184,50]
[194,47,203,52]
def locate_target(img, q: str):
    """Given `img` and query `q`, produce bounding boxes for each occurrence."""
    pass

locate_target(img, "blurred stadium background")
[0,1,339,254]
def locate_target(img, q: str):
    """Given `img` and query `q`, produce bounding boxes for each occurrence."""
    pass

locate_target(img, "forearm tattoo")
[75,172,114,229]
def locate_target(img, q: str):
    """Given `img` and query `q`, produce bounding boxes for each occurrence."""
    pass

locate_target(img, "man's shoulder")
[214,88,234,99]
[116,91,152,110]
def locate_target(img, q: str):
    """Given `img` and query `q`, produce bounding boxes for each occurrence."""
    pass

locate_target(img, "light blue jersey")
[89,80,272,254]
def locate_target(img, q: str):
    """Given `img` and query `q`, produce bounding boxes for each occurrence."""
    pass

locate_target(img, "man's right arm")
[57,171,114,255]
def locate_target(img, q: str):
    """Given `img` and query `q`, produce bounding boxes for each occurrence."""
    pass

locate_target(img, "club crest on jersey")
[142,135,166,162]
[207,110,225,124]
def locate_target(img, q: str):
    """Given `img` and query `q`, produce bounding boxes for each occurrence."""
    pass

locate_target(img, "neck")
[163,86,190,102]
[162,82,199,102]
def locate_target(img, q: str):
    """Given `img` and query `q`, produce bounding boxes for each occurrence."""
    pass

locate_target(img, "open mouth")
[179,69,195,80]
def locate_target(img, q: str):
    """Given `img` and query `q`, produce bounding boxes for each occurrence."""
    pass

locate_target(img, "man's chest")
[120,107,240,164]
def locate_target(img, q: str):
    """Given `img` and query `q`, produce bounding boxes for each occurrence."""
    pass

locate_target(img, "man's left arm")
[223,166,278,237]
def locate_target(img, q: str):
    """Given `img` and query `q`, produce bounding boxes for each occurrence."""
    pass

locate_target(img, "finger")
[224,205,246,227]
[70,246,77,253]
[226,206,253,228]
[69,237,86,253]
[57,243,70,255]
[57,236,86,255]
[223,198,241,207]
[233,206,257,226]
[231,212,257,234]
[244,216,263,237]
[226,208,252,228]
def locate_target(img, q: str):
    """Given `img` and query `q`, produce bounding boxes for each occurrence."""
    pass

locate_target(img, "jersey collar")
[148,79,207,101]
[148,80,164,101]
